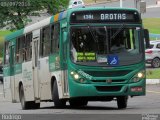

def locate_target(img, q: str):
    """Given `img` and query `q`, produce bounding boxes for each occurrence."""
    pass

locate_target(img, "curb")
[146,79,160,84]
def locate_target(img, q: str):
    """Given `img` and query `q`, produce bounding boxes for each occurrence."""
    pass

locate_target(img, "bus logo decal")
[78,70,92,80]
[106,79,112,83]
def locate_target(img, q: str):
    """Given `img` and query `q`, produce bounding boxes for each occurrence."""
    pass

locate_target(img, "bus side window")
[4,42,10,65]
[16,36,25,63]
[51,25,54,53]
[25,33,32,61]
[51,23,60,53]
[40,26,51,57]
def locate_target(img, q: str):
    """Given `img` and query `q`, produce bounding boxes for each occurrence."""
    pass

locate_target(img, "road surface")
[0,84,160,114]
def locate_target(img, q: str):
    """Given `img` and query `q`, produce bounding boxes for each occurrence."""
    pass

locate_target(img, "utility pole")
[134,0,140,8]
[134,0,146,13]
[120,0,123,8]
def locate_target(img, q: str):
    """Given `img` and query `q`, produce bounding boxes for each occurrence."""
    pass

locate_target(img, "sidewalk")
[146,79,160,84]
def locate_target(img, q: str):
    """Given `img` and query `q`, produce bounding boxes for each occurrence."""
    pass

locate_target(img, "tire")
[117,96,128,109]
[19,85,30,110]
[0,79,3,84]
[19,85,40,110]
[151,58,160,68]
[52,81,66,108]
[69,99,88,108]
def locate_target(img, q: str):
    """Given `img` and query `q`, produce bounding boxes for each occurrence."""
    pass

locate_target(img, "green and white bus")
[3,7,149,109]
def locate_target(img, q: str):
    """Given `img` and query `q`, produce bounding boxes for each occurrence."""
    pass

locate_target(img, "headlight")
[137,72,144,78]
[70,70,87,83]
[131,70,145,83]
[74,74,79,79]
[70,71,74,75]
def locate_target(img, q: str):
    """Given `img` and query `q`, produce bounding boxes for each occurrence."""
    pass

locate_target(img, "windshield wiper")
[110,24,125,40]
[87,25,97,43]
[87,25,100,52]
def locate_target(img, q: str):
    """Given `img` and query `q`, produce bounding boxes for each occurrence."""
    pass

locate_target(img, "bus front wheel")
[52,81,66,108]
[19,85,40,110]
[117,96,128,109]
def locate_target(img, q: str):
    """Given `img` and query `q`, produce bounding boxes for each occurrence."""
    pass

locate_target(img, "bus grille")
[95,86,122,92]
[91,79,126,83]
[84,70,132,77]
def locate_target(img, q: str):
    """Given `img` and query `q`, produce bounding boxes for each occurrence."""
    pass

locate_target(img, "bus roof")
[5,7,139,41]
[68,6,139,12]
[5,11,67,41]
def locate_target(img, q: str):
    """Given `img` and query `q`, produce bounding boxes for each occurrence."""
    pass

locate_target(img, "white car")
[68,0,85,9]
[145,40,160,68]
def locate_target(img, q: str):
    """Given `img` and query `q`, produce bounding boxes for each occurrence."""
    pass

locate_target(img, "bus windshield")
[70,26,143,66]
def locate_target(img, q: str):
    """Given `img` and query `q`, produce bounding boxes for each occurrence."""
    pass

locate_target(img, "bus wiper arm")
[110,24,125,39]
[87,25,97,43]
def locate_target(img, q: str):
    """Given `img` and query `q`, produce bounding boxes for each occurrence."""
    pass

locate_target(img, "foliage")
[143,18,160,34]
[0,0,69,31]
[146,69,160,79]
[0,30,12,58]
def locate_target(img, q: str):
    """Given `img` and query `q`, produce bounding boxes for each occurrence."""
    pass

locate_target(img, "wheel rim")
[152,58,160,68]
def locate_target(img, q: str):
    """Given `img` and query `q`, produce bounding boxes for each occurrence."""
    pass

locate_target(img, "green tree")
[0,0,69,31]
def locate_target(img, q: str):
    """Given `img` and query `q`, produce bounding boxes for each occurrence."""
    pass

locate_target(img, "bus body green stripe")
[50,16,54,24]
[49,54,60,72]
[14,63,22,74]
[5,29,24,41]
[3,66,11,77]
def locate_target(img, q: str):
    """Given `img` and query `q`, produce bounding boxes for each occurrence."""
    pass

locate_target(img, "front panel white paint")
[22,61,34,101]
[51,70,69,99]
[3,76,12,101]
[38,57,52,100]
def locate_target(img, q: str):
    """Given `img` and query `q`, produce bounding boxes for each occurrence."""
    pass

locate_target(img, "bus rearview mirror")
[144,29,150,49]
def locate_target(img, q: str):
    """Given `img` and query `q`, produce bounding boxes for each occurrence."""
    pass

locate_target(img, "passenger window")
[51,23,60,53]
[4,42,10,65]
[16,36,25,63]
[40,26,51,57]
[25,33,32,61]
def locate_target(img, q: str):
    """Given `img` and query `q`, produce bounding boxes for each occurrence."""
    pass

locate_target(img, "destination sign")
[70,10,141,23]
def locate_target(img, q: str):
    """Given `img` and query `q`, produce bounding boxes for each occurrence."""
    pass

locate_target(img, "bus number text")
[83,14,94,20]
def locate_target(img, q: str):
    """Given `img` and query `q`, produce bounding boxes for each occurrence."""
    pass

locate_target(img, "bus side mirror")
[63,32,67,43]
[144,29,150,49]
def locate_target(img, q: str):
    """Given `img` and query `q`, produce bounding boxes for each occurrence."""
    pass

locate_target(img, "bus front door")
[32,30,40,102]
[9,45,16,102]
[62,30,69,96]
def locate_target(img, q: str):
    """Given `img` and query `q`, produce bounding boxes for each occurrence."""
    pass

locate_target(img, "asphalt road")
[0,83,160,116]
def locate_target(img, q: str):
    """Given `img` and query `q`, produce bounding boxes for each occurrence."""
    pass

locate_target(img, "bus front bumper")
[69,79,145,98]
